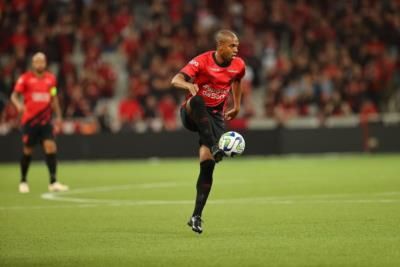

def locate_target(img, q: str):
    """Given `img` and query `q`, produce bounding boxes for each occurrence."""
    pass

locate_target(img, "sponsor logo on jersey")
[31,92,51,102]
[209,67,221,72]
[201,84,229,100]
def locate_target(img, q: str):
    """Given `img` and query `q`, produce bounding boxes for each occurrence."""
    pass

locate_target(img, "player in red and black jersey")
[171,30,245,234]
[11,52,69,193]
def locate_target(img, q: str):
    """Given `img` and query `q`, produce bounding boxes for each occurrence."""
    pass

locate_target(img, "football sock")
[20,154,32,183]
[45,153,57,184]
[189,95,215,148]
[192,159,215,217]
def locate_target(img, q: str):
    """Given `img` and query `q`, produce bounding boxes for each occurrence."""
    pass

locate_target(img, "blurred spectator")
[0,103,18,135]
[118,91,143,132]
[157,94,177,131]
[0,0,400,134]
[94,100,112,133]
[360,98,379,121]
[143,95,163,132]
[65,85,92,118]
[240,66,256,117]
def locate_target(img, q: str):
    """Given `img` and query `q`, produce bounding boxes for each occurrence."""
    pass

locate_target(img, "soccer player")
[171,30,245,234]
[11,52,69,193]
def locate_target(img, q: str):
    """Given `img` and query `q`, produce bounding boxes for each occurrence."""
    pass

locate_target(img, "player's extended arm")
[224,80,242,121]
[10,91,24,114]
[51,95,63,134]
[51,95,62,121]
[171,73,199,96]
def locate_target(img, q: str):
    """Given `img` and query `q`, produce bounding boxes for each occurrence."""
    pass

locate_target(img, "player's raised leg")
[43,139,68,192]
[186,96,224,162]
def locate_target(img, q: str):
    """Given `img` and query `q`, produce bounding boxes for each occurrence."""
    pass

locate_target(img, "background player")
[171,30,245,234]
[11,52,69,193]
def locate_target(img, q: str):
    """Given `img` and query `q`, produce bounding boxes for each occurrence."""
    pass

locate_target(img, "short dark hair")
[215,30,238,45]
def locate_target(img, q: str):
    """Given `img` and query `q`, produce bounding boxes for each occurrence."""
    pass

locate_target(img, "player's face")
[32,54,47,74]
[219,37,239,62]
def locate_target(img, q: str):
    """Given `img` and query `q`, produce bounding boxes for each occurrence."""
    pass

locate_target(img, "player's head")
[215,30,239,63]
[32,52,47,74]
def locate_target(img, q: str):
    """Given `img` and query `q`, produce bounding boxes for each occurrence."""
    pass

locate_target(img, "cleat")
[19,182,30,193]
[187,215,203,234]
[48,182,69,192]
[211,145,224,163]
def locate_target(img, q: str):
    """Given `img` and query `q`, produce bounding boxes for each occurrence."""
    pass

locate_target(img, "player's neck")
[213,51,230,67]
[32,70,45,77]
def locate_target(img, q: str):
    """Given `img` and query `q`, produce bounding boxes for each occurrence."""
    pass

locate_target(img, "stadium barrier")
[1,121,399,162]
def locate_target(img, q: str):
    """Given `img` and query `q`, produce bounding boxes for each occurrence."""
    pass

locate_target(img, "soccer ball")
[218,131,245,157]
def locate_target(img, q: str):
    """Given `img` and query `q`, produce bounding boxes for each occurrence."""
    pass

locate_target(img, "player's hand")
[15,103,25,114]
[187,83,199,96]
[224,108,240,121]
[53,117,63,135]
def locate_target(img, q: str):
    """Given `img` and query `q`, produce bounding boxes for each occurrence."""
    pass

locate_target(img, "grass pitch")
[1,154,399,267]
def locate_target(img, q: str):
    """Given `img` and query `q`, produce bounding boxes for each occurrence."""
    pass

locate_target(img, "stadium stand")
[0,0,399,135]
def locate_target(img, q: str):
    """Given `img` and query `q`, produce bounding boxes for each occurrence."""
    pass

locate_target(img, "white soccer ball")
[218,131,245,157]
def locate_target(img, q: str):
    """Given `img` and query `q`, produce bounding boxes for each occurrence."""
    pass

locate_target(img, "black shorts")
[22,123,54,147]
[180,105,225,146]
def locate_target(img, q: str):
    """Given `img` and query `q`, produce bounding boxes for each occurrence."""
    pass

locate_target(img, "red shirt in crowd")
[119,98,143,122]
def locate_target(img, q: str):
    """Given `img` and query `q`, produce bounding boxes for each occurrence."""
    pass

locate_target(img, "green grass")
[1,154,400,267]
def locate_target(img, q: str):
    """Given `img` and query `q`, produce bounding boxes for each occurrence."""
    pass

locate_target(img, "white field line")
[0,182,399,210]
[54,182,183,195]
[2,198,400,211]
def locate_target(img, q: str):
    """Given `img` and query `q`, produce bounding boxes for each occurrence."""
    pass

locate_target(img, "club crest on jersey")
[29,78,38,84]
[189,59,199,67]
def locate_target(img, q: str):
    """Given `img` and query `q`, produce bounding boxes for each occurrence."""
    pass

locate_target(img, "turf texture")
[1,154,399,267]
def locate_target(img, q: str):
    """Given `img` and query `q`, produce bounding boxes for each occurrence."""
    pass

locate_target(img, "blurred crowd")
[258,0,400,124]
[0,0,400,134]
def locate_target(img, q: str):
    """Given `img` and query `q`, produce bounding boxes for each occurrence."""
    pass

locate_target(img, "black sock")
[192,159,215,217]
[189,95,215,149]
[45,153,57,184]
[20,154,32,183]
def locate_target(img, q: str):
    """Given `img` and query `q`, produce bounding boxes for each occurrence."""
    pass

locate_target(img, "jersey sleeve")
[14,75,26,93]
[179,55,203,79]
[235,61,246,81]
[51,73,57,87]
[49,73,58,96]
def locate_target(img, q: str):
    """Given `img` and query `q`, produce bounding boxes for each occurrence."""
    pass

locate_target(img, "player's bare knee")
[43,140,57,154]
[23,146,33,155]
[199,146,213,162]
